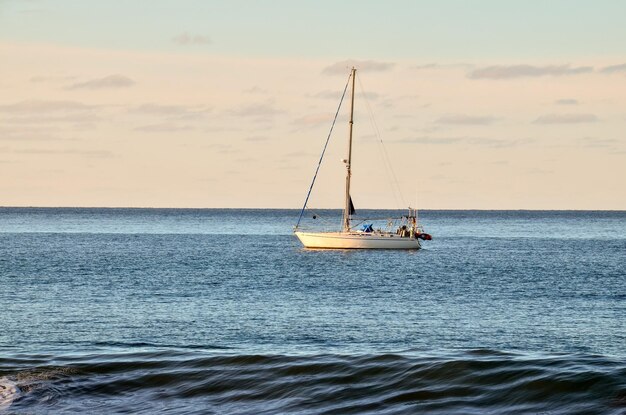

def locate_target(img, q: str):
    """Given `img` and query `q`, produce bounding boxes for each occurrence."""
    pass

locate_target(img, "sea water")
[1,208,625,414]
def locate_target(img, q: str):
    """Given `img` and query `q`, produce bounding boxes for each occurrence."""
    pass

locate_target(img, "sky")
[1,0,625,209]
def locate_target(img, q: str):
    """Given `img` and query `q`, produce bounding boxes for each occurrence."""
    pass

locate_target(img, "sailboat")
[294,67,431,249]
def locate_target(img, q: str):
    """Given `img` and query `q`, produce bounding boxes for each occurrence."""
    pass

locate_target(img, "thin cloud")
[310,89,379,101]
[0,100,96,113]
[0,100,100,127]
[600,63,626,74]
[427,174,467,184]
[243,86,269,95]
[413,63,440,70]
[134,123,194,132]
[283,151,314,158]
[132,103,210,120]
[227,102,283,118]
[526,168,553,175]
[322,60,395,75]
[0,127,66,142]
[533,113,598,124]
[3,114,101,124]
[394,94,420,101]
[397,136,532,148]
[244,135,269,142]
[11,148,114,158]
[172,32,211,45]
[360,91,381,100]
[468,64,593,80]
[66,74,135,90]
[292,113,333,126]
[555,99,578,105]
[308,90,342,100]
[133,103,192,115]
[470,137,534,148]
[411,63,473,70]
[206,143,237,154]
[398,136,463,145]
[577,137,620,148]
[436,114,499,125]
[30,75,77,83]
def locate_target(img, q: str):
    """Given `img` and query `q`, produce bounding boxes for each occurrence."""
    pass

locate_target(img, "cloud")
[469,137,534,148]
[283,151,314,158]
[322,60,395,75]
[308,90,343,100]
[172,32,211,45]
[360,91,381,101]
[600,63,626,74]
[292,113,333,126]
[0,100,96,113]
[243,86,269,95]
[206,143,237,154]
[468,64,593,79]
[398,136,463,145]
[133,103,192,115]
[412,63,440,70]
[397,136,532,148]
[30,75,77,83]
[526,168,553,175]
[533,113,598,124]
[310,89,378,101]
[65,74,135,90]
[411,63,473,70]
[227,102,283,118]
[427,174,467,184]
[131,103,210,120]
[577,137,620,148]
[244,135,269,142]
[11,148,114,158]
[0,127,66,142]
[0,100,101,128]
[3,114,101,124]
[555,99,578,105]
[134,123,194,132]
[436,114,499,125]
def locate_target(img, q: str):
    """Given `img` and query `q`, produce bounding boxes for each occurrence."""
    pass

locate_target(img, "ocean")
[1,208,625,414]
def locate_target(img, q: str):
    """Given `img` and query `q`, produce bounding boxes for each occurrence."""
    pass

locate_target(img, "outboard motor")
[417,233,432,240]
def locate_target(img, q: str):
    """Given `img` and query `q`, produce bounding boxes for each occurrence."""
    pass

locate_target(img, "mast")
[342,67,356,232]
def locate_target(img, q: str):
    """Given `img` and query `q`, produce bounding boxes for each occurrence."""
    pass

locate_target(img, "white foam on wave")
[0,377,20,412]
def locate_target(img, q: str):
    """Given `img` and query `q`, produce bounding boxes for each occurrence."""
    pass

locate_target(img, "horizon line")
[1,206,625,212]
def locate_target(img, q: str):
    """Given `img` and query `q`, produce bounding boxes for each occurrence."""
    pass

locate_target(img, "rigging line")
[357,77,407,209]
[295,72,352,230]
[366,104,401,208]
[356,82,400,209]
[301,208,338,229]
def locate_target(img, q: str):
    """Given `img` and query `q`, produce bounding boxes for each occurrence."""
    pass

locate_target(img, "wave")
[2,349,625,414]
[0,377,20,412]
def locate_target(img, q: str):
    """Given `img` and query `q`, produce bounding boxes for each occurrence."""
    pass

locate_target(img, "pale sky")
[1,0,625,209]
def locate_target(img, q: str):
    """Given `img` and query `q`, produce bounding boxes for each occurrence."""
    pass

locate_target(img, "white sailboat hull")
[295,231,421,250]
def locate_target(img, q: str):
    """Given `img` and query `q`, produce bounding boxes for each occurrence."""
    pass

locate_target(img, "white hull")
[295,231,421,250]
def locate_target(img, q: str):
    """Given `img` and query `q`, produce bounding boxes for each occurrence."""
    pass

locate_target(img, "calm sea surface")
[1,208,625,414]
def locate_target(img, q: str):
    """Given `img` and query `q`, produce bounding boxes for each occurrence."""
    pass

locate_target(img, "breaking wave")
[2,349,625,414]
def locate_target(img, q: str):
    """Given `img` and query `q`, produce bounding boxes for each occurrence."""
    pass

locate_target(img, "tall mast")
[343,67,356,232]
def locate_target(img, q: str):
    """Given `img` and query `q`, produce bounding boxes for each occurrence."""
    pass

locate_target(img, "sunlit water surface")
[1,208,625,414]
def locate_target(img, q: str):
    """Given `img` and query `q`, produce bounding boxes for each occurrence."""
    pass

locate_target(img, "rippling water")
[1,208,625,414]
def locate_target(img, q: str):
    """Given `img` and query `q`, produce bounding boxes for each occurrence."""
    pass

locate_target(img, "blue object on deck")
[361,224,373,232]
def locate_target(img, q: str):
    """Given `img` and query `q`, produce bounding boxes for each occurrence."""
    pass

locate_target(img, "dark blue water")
[1,208,625,414]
